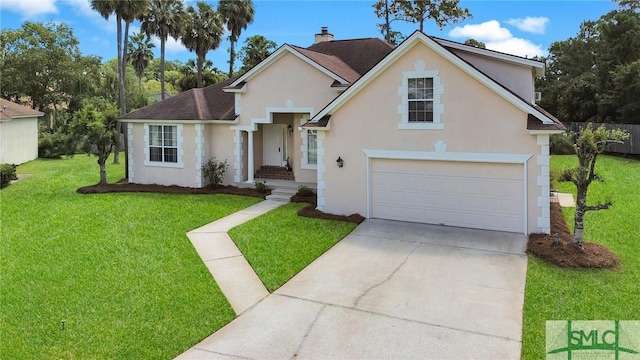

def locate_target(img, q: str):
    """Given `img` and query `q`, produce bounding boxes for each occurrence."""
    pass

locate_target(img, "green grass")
[1,155,261,359]
[229,203,357,292]
[522,155,640,359]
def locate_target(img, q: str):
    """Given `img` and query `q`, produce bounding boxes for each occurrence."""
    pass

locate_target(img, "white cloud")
[152,36,186,53]
[486,38,547,58]
[65,0,117,33]
[449,20,547,58]
[505,17,549,34]
[448,20,512,42]
[0,0,57,18]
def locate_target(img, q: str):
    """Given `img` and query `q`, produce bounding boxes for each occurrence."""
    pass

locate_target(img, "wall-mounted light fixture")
[336,156,344,168]
[287,124,293,137]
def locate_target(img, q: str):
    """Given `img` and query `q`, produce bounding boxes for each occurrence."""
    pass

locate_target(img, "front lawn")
[0,155,261,359]
[229,203,358,292]
[522,155,640,359]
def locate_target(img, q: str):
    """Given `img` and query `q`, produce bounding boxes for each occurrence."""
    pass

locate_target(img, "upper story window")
[398,60,444,130]
[408,78,434,122]
[144,124,183,168]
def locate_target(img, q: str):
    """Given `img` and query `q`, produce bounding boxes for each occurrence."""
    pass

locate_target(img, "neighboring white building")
[0,99,43,164]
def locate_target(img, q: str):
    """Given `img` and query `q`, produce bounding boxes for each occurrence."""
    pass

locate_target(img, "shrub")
[254,181,268,194]
[0,163,18,188]
[550,133,575,155]
[295,185,315,197]
[38,129,74,158]
[201,158,228,187]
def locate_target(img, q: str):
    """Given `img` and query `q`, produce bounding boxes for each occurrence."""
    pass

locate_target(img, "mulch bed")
[77,181,269,199]
[291,194,365,224]
[527,202,619,269]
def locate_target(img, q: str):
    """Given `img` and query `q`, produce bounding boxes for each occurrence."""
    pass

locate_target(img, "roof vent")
[314,26,334,44]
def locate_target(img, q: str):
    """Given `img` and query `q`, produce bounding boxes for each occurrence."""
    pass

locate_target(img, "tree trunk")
[572,181,588,249]
[98,158,108,185]
[114,14,124,165]
[121,21,131,178]
[228,37,235,78]
[197,54,204,88]
[384,0,391,43]
[419,18,424,32]
[161,39,166,100]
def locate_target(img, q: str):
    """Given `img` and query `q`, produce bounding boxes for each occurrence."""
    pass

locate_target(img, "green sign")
[547,320,640,359]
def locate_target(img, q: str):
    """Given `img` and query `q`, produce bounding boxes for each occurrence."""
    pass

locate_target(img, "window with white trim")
[144,123,183,168]
[408,78,434,122]
[398,60,444,130]
[307,130,317,165]
[149,125,178,163]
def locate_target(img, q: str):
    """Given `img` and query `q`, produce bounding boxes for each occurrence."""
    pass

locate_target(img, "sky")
[0,0,618,71]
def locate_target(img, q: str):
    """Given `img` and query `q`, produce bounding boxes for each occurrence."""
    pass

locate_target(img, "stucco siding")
[205,124,236,185]
[322,41,542,233]
[0,117,38,164]
[451,50,535,102]
[130,122,198,187]
[237,52,339,126]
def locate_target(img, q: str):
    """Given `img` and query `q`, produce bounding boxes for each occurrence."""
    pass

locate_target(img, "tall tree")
[128,32,155,88]
[218,0,255,77]
[381,0,472,32]
[141,0,186,100]
[238,35,276,73]
[537,9,640,124]
[91,0,147,166]
[0,22,85,121]
[559,124,629,249]
[181,2,224,88]
[372,0,405,45]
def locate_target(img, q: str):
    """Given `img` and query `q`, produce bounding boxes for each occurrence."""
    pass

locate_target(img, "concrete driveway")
[178,219,529,359]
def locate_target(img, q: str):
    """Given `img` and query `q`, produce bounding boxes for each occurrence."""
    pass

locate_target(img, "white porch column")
[233,129,243,183]
[247,129,255,183]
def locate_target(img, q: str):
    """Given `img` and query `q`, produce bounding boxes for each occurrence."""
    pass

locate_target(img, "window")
[408,78,434,122]
[398,60,444,130]
[307,130,317,165]
[149,125,178,163]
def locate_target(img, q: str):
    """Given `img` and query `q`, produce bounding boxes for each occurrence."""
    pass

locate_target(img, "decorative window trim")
[143,123,184,168]
[300,116,317,170]
[397,60,445,130]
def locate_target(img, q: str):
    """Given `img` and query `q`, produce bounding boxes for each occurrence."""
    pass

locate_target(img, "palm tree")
[181,2,223,88]
[128,32,155,88]
[141,0,186,100]
[239,35,276,73]
[90,0,148,115]
[218,0,254,77]
[91,0,147,167]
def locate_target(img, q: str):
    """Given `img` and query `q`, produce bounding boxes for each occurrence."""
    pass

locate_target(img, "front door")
[263,124,286,166]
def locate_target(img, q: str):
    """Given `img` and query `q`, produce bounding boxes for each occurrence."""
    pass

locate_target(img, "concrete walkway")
[187,200,285,315]
[178,220,528,359]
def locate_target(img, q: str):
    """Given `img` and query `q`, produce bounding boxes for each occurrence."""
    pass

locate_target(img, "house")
[0,98,43,164]
[119,29,565,235]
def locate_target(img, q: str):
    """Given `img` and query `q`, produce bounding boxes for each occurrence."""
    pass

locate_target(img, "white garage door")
[371,159,524,233]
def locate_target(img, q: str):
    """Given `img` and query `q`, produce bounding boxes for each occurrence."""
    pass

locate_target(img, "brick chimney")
[314,27,334,44]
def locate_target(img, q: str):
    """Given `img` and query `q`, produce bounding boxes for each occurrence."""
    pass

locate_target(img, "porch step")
[265,187,297,202]
[255,166,295,181]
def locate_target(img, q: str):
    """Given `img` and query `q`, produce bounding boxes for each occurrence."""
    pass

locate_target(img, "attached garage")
[368,155,529,233]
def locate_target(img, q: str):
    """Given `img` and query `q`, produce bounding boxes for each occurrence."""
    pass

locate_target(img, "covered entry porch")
[231,112,318,185]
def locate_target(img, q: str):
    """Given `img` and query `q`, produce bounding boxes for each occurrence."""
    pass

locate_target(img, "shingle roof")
[0,98,43,120]
[307,38,395,75]
[290,46,361,84]
[119,77,238,121]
